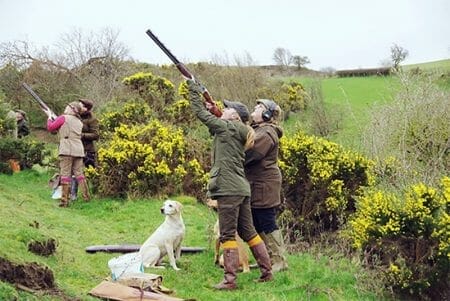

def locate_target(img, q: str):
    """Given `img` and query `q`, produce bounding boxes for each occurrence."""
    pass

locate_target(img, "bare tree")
[56,27,129,69]
[292,55,310,70]
[390,43,409,70]
[0,27,132,121]
[273,47,292,68]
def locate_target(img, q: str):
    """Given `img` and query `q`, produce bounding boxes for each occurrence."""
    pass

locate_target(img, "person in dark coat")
[70,98,99,201]
[78,99,99,168]
[245,99,288,272]
[187,80,273,290]
[15,110,30,138]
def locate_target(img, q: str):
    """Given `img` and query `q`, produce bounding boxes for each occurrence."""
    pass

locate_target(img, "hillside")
[0,170,389,300]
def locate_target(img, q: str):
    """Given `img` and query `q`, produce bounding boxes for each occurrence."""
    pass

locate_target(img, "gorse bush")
[256,80,308,120]
[99,98,153,134]
[345,177,450,300]
[122,72,175,115]
[90,119,207,198]
[277,81,308,113]
[278,130,375,241]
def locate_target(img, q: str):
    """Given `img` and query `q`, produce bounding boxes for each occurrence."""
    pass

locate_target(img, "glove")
[186,79,203,94]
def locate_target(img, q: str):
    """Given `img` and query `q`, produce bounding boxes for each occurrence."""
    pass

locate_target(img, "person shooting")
[45,102,90,207]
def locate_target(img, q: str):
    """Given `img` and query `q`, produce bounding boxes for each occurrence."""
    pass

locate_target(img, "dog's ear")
[175,201,183,211]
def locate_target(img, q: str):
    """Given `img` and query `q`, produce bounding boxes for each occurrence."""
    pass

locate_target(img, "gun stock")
[145,29,222,117]
[22,83,57,120]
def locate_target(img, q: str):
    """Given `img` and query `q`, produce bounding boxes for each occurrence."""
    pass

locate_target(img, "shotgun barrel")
[145,29,222,117]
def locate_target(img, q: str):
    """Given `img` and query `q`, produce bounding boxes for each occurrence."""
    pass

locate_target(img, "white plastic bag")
[108,252,144,281]
[51,185,62,199]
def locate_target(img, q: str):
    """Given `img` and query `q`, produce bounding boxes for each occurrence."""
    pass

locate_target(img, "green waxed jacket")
[189,85,251,198]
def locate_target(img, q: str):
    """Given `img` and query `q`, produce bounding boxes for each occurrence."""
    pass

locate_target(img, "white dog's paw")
[173,267,181,271]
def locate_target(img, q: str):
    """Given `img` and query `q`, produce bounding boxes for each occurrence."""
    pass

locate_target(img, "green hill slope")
[0,170,390,300]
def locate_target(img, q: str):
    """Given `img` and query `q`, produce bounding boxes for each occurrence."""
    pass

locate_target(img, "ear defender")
[260,100,277,122]
[262,108,273,122]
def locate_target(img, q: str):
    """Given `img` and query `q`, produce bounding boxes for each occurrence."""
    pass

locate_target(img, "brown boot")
[59,184,70,207]
[261,230,288,272]
[250,242,273,282]
[214,248,239,290]
[78,178,91,202]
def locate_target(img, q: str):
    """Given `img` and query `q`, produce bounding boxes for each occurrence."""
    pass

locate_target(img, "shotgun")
[22,83,57,120]
[145,29,222,117]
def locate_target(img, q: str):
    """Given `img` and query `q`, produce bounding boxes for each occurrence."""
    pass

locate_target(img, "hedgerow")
[345,177,450,299]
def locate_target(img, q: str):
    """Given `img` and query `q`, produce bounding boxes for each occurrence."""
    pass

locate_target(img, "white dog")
[138,200,185,271]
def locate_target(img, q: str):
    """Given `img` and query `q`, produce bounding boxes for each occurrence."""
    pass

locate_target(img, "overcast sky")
[1,0,449,70]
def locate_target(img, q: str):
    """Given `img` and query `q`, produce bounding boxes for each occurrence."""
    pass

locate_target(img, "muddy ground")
[28,238,57,257]
[0,257,56,291]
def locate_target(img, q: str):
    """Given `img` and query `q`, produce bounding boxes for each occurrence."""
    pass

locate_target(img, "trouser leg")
[73,157,90,201]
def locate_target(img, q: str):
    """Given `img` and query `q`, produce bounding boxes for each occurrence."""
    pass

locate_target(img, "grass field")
[281,59,449,149]
[0,170,390,300]
[402,58,450,72]
[281,75,398,149]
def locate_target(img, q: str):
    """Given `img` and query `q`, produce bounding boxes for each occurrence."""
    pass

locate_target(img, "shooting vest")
[58,114,84,157]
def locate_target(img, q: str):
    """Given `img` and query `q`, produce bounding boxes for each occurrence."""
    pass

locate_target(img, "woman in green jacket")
[188,80,273,290]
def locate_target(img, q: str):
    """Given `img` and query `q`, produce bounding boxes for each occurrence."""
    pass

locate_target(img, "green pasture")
[0,170,389,300]
[281,75,398,149]
[402,58,450,72]
[282,59,450,149]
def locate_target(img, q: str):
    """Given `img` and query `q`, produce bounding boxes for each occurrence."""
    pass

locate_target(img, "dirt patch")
[28,238,57,257]
[0,257,81,300]
[0,257,55,290]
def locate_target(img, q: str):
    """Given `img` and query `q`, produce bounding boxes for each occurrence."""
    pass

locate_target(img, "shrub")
[0,137,47,173]
[345,177,450,300]
[278,131,375,241]
[91,119,207,199]
[0,98,16,138]
[99,98,153,134]
[122,72,175,115]
[363,71,450,186]
[279,81,307,112]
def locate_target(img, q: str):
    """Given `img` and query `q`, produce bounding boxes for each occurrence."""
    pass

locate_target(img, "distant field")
[280,58,450,149]
[402,58,450,72]
[282,76,398,149]
[320,76,398,145]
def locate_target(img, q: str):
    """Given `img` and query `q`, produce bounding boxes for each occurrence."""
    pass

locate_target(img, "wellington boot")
[213,248,239,290]
[263,230,288,272]
[250,242,273,282]
[78,179,91,202]
[59,184,70,208]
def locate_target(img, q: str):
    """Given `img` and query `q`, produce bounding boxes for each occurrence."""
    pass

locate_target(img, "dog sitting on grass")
[139,200,185,271]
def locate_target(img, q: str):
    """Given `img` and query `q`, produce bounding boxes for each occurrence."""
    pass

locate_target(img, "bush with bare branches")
[363,71,450,187]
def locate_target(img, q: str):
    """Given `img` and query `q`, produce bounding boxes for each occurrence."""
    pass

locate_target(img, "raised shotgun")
[22,83,57,120]
[145,29,222,117]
